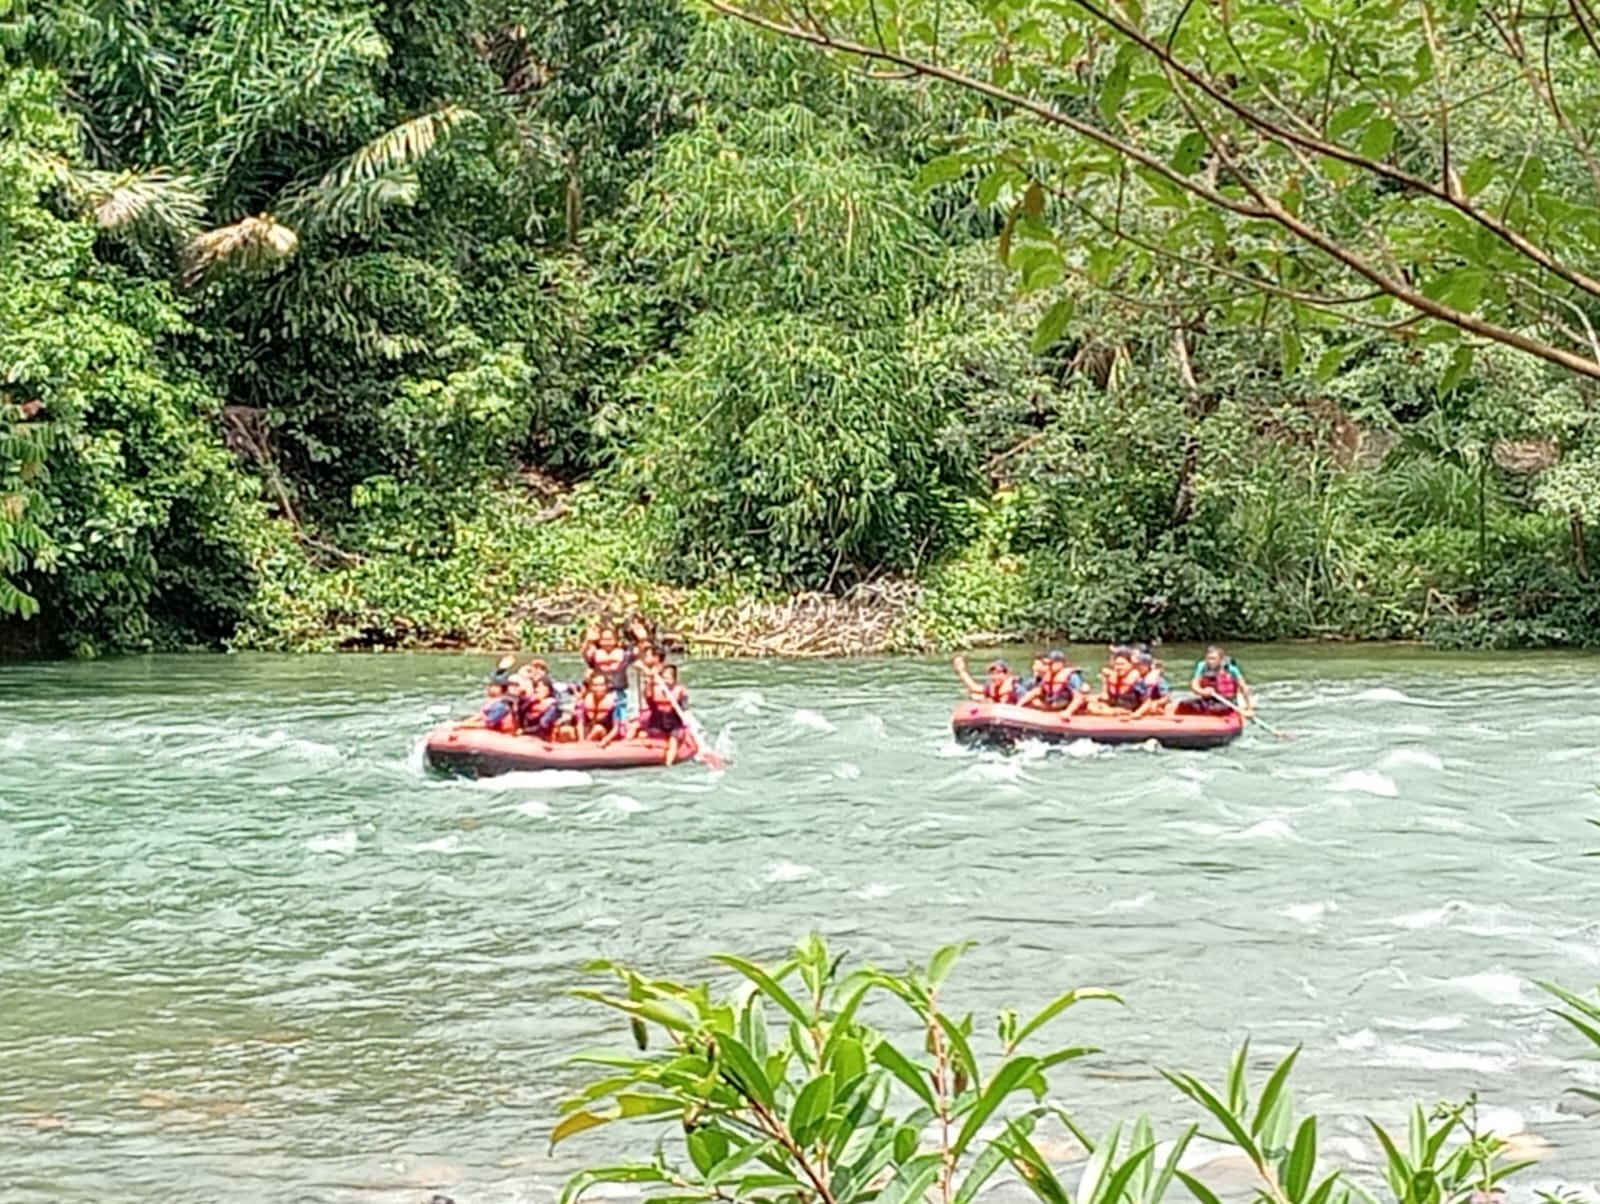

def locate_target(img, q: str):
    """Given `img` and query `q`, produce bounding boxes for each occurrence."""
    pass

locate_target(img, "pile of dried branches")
[486,580,924,658]
[683,579,923,658]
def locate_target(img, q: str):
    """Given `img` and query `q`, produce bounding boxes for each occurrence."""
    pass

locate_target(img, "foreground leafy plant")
[554,937,1538,1204]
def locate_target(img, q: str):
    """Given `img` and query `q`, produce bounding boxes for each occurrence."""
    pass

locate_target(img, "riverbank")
[225,485,1600,658]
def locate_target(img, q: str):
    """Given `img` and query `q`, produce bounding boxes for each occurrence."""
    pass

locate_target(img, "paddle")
[1212,693,1295,740]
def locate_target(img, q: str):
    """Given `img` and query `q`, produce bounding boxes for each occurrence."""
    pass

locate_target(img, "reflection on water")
[2,646,1599,1202]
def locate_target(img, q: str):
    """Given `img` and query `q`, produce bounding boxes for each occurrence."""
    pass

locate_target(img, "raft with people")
[951,643,1254,751]
[424,617,720,779]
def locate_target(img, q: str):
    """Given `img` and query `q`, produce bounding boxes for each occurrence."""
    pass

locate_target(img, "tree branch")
[1063,0,1600,305]
[706,0,1600,381]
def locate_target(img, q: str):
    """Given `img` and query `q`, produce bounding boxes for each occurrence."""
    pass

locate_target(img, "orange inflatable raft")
[424,722,695,777]
[951,700,1243,750]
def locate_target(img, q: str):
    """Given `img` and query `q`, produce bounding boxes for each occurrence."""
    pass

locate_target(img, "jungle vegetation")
[6,0,1600,655]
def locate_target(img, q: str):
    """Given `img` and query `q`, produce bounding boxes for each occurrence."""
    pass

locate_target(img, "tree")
[701,0,1600,387]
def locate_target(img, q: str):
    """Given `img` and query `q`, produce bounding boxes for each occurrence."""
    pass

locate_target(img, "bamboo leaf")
[872,1039,937,1110]
[953,1056,1040,1158]
[713,953,812,1027]
[1013,987,1120,1049]
[1251,1047,1301,1137]
[717,1034,775,1107]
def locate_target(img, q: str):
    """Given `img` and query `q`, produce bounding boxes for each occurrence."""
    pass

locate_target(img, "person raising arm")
[954,655,1022,704]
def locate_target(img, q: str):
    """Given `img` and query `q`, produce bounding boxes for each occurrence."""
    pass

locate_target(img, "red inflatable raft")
[952,700,1243,751]
[423,722,695,777]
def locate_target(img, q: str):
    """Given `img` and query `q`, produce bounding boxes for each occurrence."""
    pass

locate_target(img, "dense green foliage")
[553,936,1551,1204]
[6,0,1600,654]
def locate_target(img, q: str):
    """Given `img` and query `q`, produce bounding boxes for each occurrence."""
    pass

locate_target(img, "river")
[1,647,1598,1203]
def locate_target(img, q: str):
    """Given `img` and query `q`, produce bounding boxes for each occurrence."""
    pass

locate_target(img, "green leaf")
[551,1109,611,1147]
[1329,101,1376,140]
[1284,1117,1318,1200]
[617,1092,683,1119]
[573,990,697,1034]
[1096,1144,1157,1204]
[828,1035,869,1084]
[1358,116,1396,160]
[873,1040,938,1110]
[954,1116,1030,1204]
[1461,155,1496,198]
[1099,59,1130,122]
[1250,1047,1300,1137]
[878,1152,943,1204]
[1031,296,1076,354]
[713,954,811,1028]
[559,1165,673,1204]
[1011,987,1119,1049]
[1439,344,1474,396]
[688,1126,731,1176]
[953,1056,1041,1158]
[937,1012,982,1082]
[717,1035,775,1107]
[1425,267,1485,312]
[791,1072,836,1146]
[928,943,973,989]
[1175,1170,1227,1204]
[999,1126,1074,1204]
[1163,1070,1261,1162]
[1281,329,1303,376]
[917,154,970,190]
[1314,343,1352,383]
[1172,131,1208,175]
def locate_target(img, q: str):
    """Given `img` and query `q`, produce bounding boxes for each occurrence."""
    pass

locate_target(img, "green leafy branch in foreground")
[553,937,1536,1204]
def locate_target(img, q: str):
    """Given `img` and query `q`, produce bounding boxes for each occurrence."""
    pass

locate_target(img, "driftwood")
[480,579,926,658]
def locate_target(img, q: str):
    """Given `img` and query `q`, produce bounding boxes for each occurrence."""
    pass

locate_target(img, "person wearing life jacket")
[1190,644,1254,716]
[518,676,563,741]
[464,681,519,733]
[952,655,1021,704]
[640,663,692,766]
[575,670,622,743]
[1126,649,1177,720]
[582,624,636,724]
[1020,650,1087,714]
[1089,645,1143,714]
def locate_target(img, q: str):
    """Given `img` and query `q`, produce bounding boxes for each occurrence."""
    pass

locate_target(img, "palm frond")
[182,214,299,285]
[74,169,206,237]
[324,105,473,190]
[278,106,472,236]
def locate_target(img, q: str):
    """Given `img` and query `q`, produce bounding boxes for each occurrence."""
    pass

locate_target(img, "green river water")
[2,647,1598,1203]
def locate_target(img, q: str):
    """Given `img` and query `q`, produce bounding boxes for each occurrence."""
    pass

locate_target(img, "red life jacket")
[1200,664,1240,698]
[1104,668,1141,709]
[984,676,1020,704]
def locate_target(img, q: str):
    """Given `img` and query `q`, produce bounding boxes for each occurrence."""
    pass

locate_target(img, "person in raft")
[1125,649,1177,720]
[1190,644,1254,716]
[1087,645,1144,716]
[582,624,635,724]
[574,670,623,743]
[952,654,1022,704]
[518,676,564,740]
[1019,650,1089,714]
[464,679,519,732]
[637,662,692,766]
